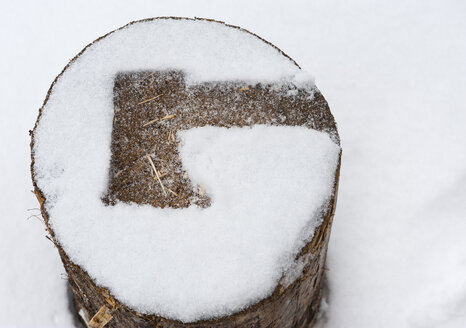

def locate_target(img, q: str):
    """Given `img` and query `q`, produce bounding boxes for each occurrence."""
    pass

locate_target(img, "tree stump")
[31,17,341,328]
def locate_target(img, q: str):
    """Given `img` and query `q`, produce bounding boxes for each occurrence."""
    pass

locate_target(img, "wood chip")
[238,86,250,92]
[88,305,113,328]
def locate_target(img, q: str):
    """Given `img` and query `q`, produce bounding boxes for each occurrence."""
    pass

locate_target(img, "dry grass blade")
[161,114,175,121]
[143,114,175,127]
[166,187,178,196]
[154,169,167,196]
[146,154,167,196]
[137,93,162,105]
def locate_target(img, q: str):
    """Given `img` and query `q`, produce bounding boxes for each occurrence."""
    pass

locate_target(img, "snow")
[31,18,337,321]
[1,0,466,327]
[36,123,339,322]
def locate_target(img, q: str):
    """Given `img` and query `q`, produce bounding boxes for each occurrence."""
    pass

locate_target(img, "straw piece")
[155,169,167,196]
[143,114,175,127]
[167,130,172,144]
[146,155,167,196]
[161,114,175,121]
[137,94,162,105]
[166,187,178,197]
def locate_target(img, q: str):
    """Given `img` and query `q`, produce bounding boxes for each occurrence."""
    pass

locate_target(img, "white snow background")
[1,0,465,327]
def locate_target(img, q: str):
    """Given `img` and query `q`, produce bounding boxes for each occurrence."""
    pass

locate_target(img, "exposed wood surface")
[30,17,341,328]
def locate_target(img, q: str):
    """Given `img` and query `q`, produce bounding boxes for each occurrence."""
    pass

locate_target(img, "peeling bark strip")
[30,17,341,328]
[89,306,114,328]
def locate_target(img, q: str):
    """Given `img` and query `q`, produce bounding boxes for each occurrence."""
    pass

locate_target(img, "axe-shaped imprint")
[105,70,337,209]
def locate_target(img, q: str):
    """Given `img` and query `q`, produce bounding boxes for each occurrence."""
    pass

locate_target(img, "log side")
[62,187,337,328]
[30,17,341,328]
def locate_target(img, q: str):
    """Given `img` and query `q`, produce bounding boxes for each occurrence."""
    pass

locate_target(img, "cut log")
[31,17,341,328]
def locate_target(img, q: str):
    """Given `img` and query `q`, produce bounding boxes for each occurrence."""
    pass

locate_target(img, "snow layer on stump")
[32,18,340,322]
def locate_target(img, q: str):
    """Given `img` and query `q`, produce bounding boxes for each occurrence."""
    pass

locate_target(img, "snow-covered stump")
[31,18,341,328]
